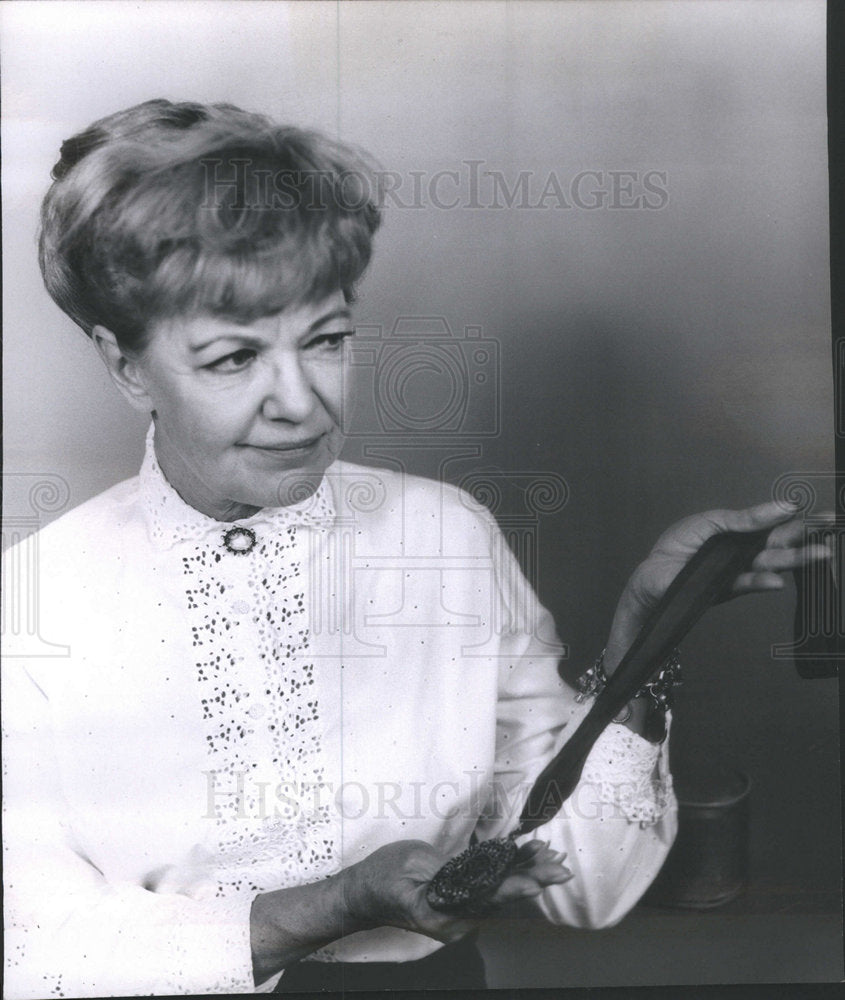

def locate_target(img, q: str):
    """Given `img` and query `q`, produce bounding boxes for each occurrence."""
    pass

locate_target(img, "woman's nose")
[260,355,316,423]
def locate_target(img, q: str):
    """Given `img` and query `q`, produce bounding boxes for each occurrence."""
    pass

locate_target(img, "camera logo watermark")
[342,317,500,438]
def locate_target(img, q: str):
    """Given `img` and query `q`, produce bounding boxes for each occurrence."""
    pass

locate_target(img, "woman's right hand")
[344,838,573,943]
[251,837,572,983]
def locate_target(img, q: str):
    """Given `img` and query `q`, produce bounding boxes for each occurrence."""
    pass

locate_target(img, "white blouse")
[2,428,677,998]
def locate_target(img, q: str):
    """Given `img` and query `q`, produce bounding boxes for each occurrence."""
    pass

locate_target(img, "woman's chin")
[232,438,339,509]
[273,469,326,508]
[227,466,327,511]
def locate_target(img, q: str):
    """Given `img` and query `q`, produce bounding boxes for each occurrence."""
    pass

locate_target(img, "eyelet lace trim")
[139,424,342,901]
[581,722,675,828]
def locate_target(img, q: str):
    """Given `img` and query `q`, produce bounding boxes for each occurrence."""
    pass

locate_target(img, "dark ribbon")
[427,527,771,914]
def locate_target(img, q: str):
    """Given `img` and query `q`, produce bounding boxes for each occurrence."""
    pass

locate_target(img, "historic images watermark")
[202,769,647,825]
[201,157,670,212]
[373,164,670,211]
[770,472,843,664]
[2,474,72,659]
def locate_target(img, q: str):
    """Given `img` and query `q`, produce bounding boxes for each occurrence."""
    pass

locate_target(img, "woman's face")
[135,289,352,520]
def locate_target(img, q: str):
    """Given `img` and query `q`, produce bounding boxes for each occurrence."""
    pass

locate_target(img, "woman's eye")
[308,330,355,352]
[207,349,256,372]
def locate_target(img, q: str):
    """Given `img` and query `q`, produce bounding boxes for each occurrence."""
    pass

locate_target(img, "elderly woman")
[2,100,824,998]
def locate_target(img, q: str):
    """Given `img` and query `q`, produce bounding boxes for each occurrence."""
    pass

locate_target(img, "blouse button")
[248,703,266,719]
[231,599,251,615]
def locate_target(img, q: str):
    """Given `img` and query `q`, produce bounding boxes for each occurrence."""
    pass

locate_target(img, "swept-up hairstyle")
[39,99,382,351]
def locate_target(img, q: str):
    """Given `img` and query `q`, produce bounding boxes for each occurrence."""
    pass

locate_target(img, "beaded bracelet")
[574,647,683,722]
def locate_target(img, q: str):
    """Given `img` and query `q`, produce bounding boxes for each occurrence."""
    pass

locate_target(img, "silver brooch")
[222,526,257,555]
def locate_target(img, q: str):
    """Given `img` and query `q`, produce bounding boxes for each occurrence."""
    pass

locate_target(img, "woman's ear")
[91,326,153,413]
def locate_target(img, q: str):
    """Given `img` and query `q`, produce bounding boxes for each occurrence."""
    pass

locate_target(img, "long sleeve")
[3,456,678,990]
[472,512,678,929]
[2,451,345,997]
[2,656,256,999]
[531,717,677,928]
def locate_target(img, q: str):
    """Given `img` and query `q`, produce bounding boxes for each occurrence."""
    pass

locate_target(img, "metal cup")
[643,768,751,909]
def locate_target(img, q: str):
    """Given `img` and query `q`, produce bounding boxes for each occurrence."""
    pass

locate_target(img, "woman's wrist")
[250,867,369,985]
[340,855,383,931]
[590,575,676,741]
[580,642,678,742]
[579,650,652,739]
[604,582,649,677]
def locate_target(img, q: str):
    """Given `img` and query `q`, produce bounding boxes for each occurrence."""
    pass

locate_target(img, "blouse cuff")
[204,888,258,994]
[145,885,258,995]
[568,714,675,828]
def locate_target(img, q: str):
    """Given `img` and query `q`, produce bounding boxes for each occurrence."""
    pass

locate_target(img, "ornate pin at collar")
[222,526,257,555]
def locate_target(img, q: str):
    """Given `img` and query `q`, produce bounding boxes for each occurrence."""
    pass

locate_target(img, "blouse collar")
[139,423,337,551]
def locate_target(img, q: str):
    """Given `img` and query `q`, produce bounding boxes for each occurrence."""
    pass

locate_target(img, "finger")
[764,514,838,549]
[492,874,546,902]
[529,861,574,885]
[511,849,573,883]
[513,845,566,872]
[763,518,808,549]
[492,865,573,905]
[731,571,786,594]
[770,508,836,529]
[707,501,801,535]
[658,504,800,553]
[752,544,832,573]
[513,839,550,864]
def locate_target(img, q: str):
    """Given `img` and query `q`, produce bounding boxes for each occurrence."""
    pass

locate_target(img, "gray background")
[2,0,840,986]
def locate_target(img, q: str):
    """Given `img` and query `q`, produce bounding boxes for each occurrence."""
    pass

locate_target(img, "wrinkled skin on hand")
[605,501,833,670]
[348,838,572,942]
[629,502,831,610]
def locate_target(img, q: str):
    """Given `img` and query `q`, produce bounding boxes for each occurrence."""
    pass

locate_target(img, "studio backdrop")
[2,0,839,988]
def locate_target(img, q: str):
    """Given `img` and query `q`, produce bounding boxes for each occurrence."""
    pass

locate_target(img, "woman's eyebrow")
[189,333,264,353]
[307,308,352,333]
[189,309,352,352]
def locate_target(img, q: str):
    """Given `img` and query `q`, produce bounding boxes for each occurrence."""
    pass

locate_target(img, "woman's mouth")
[242,434,325,456]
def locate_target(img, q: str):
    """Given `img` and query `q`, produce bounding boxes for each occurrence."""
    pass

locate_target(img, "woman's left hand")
[605,501,833,670]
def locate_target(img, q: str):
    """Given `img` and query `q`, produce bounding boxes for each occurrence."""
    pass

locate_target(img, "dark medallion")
[222,526,257,555]
[426,837,518,915]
